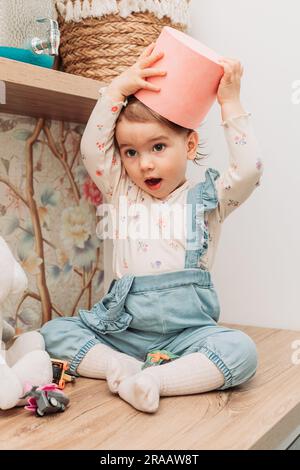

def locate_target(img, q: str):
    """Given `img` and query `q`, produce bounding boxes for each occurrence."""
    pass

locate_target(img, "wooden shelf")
[0,57,105,123]
[1,324,300,450]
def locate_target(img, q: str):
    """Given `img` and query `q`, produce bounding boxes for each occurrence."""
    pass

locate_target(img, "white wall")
[187,0,300,329]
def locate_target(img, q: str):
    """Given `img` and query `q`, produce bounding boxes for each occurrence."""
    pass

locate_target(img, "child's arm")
[80,43,167,202]
[80,88,127,202]
[215,58,264,222]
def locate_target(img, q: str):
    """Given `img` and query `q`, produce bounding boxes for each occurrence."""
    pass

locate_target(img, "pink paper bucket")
[134,26,224,130]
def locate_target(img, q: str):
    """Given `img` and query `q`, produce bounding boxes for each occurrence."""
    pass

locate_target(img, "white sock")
[118,352,225,413]
[106,354,144,393]
[5,331,45,367]
[77,343,143,387]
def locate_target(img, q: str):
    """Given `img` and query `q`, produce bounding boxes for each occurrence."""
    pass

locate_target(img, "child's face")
[115,118,198,199]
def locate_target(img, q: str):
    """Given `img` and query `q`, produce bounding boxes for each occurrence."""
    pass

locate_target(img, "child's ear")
[186,131,199,161]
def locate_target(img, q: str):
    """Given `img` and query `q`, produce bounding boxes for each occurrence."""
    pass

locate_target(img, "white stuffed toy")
[0,236,53,410]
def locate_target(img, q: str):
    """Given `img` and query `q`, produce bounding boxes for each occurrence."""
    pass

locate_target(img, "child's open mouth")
[144,178,162,190]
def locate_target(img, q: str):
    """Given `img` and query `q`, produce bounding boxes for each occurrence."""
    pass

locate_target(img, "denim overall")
[41,168,257,390]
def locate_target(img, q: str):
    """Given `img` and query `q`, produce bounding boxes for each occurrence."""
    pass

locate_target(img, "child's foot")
[118,372,160,413]
[106,355,143,394]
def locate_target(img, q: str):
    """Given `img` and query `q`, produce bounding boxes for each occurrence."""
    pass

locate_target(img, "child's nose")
[139,154,155,171]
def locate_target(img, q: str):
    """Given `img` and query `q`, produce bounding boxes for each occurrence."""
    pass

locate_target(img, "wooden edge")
[0,57,105,99]
[251,396,300,450]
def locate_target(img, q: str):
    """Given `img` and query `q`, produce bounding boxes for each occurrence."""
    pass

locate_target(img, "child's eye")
[124,144,165,157]
[153,143,166,152]
[125,149,137,158]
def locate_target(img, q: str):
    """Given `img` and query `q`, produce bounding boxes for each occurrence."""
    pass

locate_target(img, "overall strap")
[185,168,220,270]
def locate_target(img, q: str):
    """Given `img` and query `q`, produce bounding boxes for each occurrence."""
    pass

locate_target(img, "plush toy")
[0,236,53,410]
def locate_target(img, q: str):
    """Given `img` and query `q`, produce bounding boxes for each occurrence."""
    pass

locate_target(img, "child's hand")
[217,58,244,106]
[107,43,167,100]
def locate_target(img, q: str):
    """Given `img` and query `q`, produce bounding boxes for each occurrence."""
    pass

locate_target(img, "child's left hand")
[217,58,244,106]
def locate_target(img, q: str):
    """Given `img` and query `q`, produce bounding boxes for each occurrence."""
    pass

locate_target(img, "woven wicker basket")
[55,0,191,82]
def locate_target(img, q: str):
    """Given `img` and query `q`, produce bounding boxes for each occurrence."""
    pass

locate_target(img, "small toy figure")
[51,358,75,389]
[22,383,69,417]
[142,350,179,369]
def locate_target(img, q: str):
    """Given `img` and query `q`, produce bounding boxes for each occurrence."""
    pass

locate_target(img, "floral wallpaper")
[0,113,104,333]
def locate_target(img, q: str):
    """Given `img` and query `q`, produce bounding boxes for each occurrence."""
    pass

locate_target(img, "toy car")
[22,384,70,417]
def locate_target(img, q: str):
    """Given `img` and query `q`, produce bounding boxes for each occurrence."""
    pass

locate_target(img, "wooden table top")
[1,324,300,450]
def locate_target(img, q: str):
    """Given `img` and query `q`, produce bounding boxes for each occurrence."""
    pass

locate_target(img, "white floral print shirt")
[80,87,264,279]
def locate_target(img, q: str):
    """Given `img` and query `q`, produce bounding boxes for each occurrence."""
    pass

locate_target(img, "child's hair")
[114,95,209,165]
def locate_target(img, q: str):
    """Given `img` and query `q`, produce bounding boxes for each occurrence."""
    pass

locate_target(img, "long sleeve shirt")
[80,87,264,279]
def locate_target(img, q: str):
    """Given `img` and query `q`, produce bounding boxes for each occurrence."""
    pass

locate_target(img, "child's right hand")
[107,43,167,101]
